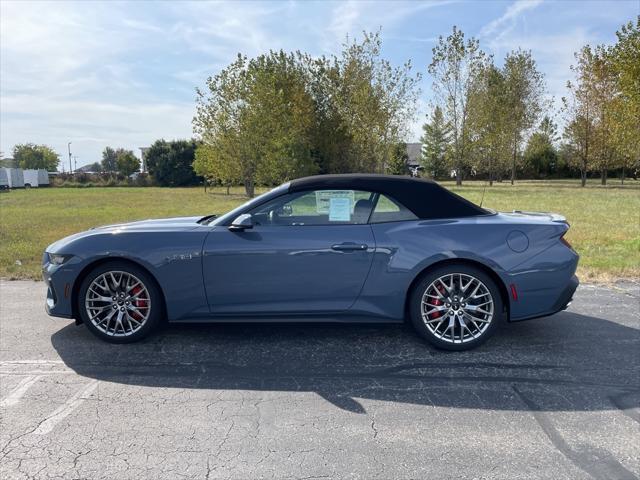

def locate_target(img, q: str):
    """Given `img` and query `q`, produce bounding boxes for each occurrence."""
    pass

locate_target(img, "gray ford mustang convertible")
[43,174,579,350]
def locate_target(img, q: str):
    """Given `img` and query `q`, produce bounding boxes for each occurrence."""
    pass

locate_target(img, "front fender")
[45,230,210,321]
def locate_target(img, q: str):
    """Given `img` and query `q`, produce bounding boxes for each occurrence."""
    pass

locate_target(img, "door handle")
[331,243,368,251]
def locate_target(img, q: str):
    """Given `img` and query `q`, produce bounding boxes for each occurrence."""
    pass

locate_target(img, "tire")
[409,263,504,351]
[77,261,163,343]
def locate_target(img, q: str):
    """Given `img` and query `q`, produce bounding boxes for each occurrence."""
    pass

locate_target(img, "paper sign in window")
[315,190,355,214]
[329,197,351,221]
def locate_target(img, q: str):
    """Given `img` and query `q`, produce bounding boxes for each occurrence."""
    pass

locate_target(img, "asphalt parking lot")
[1,280,639,480]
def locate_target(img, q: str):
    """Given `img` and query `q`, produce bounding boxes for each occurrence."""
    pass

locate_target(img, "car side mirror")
[229,213,253,231]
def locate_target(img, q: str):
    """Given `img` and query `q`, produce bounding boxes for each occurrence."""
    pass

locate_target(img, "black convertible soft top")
[289,174,487,219]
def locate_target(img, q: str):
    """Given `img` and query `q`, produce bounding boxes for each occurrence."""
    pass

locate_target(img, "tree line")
[95,141,200,186]
[421,19,639,186]
[4,19,637,192]
[194,19,638,194]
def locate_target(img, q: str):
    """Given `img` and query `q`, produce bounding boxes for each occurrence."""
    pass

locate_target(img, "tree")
[241,51,318,187]
[420,106,450,179]
[563,46,599,187]
[194,51,318,197]
[428,26,488,185]
[386,143,408,175]
[101,147,118,172]
[115,149,140,176]
[194,143,242,194]
[302,53,353,175]
[588,45,619,185]
[466,62,510,185]
[331,31,421,174]
[524,117,559,177]
[145,139,200,186]
[502,50,546,184]
[193,32,420,197]
[12,143,59,171]
[610,17,640,183]
[562,115,594,184]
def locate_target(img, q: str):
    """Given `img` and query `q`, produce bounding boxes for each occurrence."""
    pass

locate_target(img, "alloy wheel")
[85,271,151,337]
[421,273,494,344]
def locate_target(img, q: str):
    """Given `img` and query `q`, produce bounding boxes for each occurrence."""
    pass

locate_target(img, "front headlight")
[48,253,72,265]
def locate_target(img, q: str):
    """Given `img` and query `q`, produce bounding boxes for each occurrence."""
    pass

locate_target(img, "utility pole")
[67,142,72,174]
[74,156,78,173]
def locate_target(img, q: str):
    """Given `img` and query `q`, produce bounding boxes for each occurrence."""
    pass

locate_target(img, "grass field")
[1,180,638,281]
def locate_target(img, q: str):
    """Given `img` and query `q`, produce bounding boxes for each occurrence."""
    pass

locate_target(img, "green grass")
[1,181,639,281]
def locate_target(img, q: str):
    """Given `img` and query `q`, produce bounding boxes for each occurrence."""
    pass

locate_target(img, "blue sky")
[1,0,637,169]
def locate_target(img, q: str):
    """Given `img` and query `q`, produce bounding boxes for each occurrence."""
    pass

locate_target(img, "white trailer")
[3,168,24,188]
[23,169,39,188]
[0,169,8,190]
[37,169,50,186]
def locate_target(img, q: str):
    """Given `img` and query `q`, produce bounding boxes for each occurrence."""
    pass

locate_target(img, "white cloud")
[325,0,456,53]
[0,1,197,164]
[480,0,544,39]
[1,0,634,162]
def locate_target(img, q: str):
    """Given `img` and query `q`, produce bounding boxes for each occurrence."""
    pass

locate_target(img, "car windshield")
[206,183,290,226]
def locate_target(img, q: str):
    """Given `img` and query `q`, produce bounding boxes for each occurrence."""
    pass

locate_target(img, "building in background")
[406,143,422,177]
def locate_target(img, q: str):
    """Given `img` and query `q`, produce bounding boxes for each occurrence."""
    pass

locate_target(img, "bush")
[52,172,155,188]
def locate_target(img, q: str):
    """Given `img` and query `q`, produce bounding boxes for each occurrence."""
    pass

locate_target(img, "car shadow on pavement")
[51,311,640,415]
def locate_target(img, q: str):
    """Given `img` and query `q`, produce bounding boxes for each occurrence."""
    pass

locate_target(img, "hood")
[46,216,206,253]
[90,216,205,231]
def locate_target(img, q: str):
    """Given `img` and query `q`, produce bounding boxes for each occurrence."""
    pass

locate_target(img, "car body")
[43,174,579,349]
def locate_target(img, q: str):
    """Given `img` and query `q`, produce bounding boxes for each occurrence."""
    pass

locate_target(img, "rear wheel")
[409,264,504,351]
[77,262,162,343]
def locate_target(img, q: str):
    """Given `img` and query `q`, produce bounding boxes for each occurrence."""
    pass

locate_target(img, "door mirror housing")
[229,213,254,231]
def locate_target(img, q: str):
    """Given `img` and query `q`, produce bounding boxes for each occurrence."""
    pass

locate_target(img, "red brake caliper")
[130,285,146,320]
[427,285,446,320]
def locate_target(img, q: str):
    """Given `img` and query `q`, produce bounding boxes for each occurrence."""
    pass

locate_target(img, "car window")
[369,194,418,223]
[249,189,375,226]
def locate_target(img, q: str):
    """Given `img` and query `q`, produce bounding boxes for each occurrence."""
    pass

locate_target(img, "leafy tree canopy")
[146,139,201,187]
[115,148,140,177]
[101,147,118,172]
[12,143,59,171]
[193,31,421,197]
[420,106,450,179]
[386,143,409,175]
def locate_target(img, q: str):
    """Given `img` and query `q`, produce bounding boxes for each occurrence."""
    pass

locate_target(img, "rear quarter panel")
[353,213,576,321]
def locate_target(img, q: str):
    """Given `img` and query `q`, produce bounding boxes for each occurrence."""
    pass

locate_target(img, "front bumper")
[42,253,78,319]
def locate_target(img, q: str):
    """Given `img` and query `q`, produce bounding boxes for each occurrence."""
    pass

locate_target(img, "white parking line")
[33,380,99,435]
[0,359,74,376]
[0,375,41,407]
[0,370,75,375]
[0,360,65,364]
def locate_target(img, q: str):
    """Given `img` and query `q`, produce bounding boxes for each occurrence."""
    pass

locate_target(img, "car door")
[202,189,376,315]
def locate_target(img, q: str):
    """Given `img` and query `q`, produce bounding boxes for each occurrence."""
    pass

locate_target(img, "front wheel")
[77,262,162,343]
[409,264,504,351]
